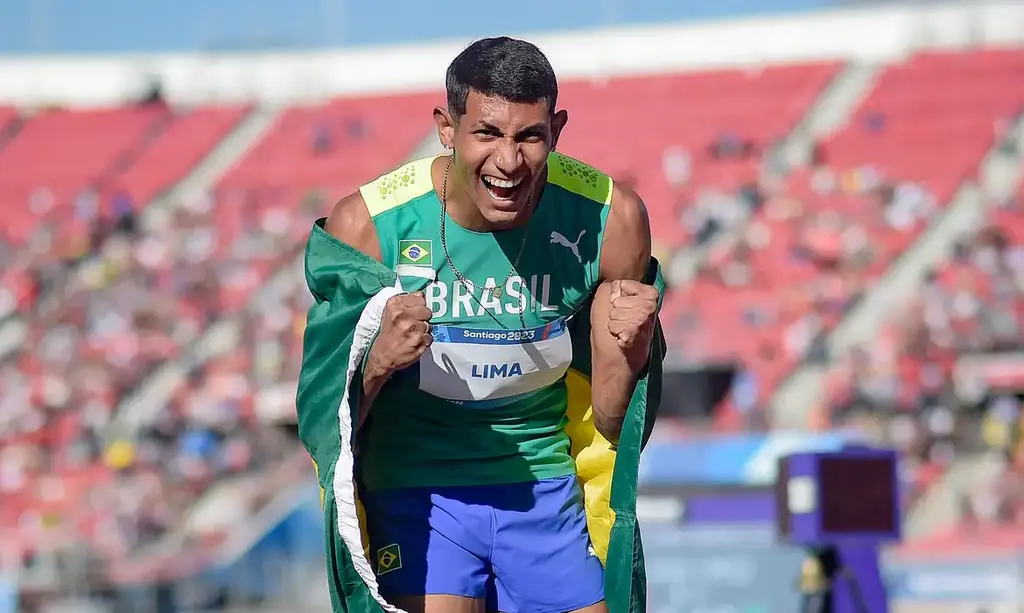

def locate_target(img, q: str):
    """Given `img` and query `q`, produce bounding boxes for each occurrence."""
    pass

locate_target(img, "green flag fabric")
[296,217,666,613]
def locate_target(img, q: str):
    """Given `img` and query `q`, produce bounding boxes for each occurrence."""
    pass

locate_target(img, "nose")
[494,139,522,176]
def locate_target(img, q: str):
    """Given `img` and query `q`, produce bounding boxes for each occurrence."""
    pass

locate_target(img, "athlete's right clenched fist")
[367,292,433,373]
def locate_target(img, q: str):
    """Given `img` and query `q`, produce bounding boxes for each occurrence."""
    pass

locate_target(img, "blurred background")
[0,0,1023,611]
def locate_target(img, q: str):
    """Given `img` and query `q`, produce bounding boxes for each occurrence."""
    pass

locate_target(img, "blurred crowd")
[653,103,1024,529]
[820,194,1024,526]
[0,184,325,580]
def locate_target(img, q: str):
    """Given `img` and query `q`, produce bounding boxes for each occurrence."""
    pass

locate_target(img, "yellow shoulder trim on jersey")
[547,152,613,206]
[359,156,438,218]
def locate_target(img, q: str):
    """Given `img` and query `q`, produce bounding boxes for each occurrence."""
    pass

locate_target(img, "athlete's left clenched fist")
[607,279,659,358]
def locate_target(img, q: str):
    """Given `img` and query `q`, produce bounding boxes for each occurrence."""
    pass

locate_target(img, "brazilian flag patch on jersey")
[376,544,402,575]
[398,240,432,266]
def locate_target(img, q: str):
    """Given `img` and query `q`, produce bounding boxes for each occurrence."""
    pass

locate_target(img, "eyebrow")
[475,121,549,137]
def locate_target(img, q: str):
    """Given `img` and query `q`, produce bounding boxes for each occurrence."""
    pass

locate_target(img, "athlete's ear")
[550,109,568,150]
[433,106,456,150]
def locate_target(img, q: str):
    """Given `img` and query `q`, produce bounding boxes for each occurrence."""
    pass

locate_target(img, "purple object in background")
[777,448,902,545]
[641,447,899,613]
[641,488,891,613]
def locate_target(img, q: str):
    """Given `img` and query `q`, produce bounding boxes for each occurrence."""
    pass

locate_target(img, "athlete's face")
[434,91,567,228]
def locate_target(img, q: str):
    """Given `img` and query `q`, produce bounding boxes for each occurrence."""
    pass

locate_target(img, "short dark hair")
[445,37,558,119]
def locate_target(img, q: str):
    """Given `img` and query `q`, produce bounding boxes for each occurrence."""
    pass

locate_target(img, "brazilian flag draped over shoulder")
[296,218,666,613]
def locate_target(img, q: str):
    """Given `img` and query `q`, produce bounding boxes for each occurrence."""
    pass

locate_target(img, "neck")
[445,170,494,231]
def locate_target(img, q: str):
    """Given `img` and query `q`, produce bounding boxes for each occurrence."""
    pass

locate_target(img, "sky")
[0,0,847,54]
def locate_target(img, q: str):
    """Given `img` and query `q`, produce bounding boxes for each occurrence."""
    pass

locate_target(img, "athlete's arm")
[590,184,655,443]
[325,193,390,424]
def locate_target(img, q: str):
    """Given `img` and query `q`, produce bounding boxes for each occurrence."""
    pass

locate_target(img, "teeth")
[483,176,522,189]
[484,185,513,201]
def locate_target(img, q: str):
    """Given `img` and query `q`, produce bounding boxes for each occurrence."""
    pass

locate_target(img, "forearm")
[358,352,392,427]
[591,356,640,444]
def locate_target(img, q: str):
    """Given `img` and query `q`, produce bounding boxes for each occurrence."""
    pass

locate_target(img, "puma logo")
[550,229,586,264]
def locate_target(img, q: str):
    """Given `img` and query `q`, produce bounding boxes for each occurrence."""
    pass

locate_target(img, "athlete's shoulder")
[324,191,382,262]
[358,156,437,218]
[545,152,614,206]
[600,181,651,281]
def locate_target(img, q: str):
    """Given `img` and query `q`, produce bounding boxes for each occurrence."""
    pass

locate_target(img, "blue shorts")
[360,475,605,613]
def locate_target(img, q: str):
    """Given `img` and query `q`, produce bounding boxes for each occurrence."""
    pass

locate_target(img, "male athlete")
[323,36,658,613]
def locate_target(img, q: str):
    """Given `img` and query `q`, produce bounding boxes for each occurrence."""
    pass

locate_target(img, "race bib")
[418,318,573,407]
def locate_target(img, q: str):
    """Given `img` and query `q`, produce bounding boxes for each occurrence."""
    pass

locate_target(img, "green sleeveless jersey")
[356,153,614,491]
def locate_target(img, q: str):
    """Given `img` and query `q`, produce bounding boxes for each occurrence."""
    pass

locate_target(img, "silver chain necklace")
[439,154,535,329]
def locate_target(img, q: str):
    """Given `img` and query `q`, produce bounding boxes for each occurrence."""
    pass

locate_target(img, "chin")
[479,207,523,230]
[475,189,531,229]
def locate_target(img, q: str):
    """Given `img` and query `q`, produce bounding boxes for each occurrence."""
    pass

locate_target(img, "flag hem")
[330,284,405,613]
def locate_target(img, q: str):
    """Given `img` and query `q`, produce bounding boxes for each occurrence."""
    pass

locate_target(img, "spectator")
[862,112,886,133]
[28,186,55,217]
[346,116,368,141]
[110,191,137,236]
[661,145,691,188]
[313,118,334,155]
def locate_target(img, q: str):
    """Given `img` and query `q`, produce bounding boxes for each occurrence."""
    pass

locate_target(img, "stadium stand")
[0,107,17,136]
[557,62,842,249]
[219,92,439,199]
[819,184,1024,526]
[1,30,1024,608]
[0,106,170,245]
[107,105,251,209]
[0,91,443,571]
[667,49,1024,428]
[0,105,252,325]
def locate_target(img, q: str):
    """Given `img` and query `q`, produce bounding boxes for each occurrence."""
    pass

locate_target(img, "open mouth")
[482,175,524,202]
